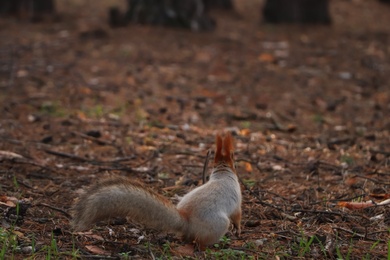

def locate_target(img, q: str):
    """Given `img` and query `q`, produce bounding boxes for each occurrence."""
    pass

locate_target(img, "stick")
[202,150,211,184]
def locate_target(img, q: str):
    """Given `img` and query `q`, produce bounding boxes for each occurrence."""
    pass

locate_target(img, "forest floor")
[0,0,389,259]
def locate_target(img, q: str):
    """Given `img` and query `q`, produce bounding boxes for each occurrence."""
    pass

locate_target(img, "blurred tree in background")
[0,0,55,22]
[2,0,389,29]
[262,0,331,24]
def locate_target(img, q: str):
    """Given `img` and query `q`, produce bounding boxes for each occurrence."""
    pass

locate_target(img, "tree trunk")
[0,0,55,21]
[263,0,331,24]
[204,0,233,10]
[122,0,215,31]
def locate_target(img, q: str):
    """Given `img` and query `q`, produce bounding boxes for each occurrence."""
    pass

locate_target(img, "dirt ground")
[0,0,389,259]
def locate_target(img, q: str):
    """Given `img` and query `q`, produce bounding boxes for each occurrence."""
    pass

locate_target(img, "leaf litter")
[0,0,389,258]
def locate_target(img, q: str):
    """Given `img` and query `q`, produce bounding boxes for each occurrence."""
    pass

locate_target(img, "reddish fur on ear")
[223,132,234,155]
[214,134,223,164]
[214,132,235,170]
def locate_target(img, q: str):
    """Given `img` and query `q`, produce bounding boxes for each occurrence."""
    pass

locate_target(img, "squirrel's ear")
[223,132,234,155]
[223,132,235,166]
[214,133,223,163]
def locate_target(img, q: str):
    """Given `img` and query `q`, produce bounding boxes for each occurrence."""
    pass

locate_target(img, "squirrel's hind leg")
[230,208,242,237]
[194,215,230,247]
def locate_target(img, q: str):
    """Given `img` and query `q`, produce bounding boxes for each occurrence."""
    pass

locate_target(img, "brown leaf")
[172,244,195,257]
[369,193,390,199]
[258,53,275,63]
[337,201,374,210]
[0,151,24,160]
[85,245,111,255]
[0,195,18,207]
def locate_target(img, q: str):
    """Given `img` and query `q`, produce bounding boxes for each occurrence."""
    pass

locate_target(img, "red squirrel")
[71,132,242,247]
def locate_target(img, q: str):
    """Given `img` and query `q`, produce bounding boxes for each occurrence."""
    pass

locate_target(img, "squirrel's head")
[214,132,235,171]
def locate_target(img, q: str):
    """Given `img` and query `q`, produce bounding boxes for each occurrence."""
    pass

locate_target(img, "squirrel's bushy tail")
[71,178,186,233]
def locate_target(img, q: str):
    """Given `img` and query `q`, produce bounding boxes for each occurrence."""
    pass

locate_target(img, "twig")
[257,189,292,202]
[293,208,371,221]
[353,174,390,185]
[368,230,390,236]
[36,202,72,218]
[147,240,156,260]
[333,227,385,243]
[310,193,367,205]
[369,149,390,156]
[1,156,59,173]
[72,131,117,147]
[239,178,284,212]
[290,209,344,217]
[78,256,117,259]
[133,150,158,168]
[104,156,136,163]
[165,150,206,159]
[202,150,211,184]
[43,149,92,162]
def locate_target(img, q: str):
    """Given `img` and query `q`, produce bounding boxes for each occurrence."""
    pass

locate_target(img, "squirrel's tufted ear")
[223,132,234,155]
[214,132,235,170]
[214,133,223,164]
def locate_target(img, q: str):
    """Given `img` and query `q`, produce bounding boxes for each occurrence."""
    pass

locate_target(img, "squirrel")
[71,132,242,247]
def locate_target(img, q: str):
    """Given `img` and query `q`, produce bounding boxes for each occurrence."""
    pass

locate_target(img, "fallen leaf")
[0,151,24,160]
[76,111,88,121]
[85,245,110,255]
[82,233,105,241]
[239,128,251,136]
[0,195,18,207]
[258,53,275,63]
[172,244,195,256]
[337,201,375,210]
[369,193,390,199]
[244,162,253,172]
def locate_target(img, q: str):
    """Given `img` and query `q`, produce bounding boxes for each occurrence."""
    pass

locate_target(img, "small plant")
[313,114,324,124]
[244,241,256,250]
[335,235,354,260]
[40,101,67,117]
[218,236,231,248]
[291,231,328,258]
[240,121,251,129]
[87,104,105,118]
[340,155,354,165]
[298,235,316,257]
[362,240,381,260]
[242,179,256,188]
[387,239,390,260]
[12,175,19,189]
[119,251,132,260]
[32,233,61,260]
[0,228,18,259]
[161,241,171,258]
[205,247,252,260]
[291,231,315,257]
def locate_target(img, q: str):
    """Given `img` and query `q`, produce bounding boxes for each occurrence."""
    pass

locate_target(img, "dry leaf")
[239,128,251,136]
[244,162,253,172]
[172,244,195,256]
[79,87,92,95]
[258,53,275,63]
[0,195,18,207]
[370,193,390,199]
[82,233,104,241]
[85,245,110,255]
[0,151,24,160]
[76,111,88,121]
[337,201,375,210]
